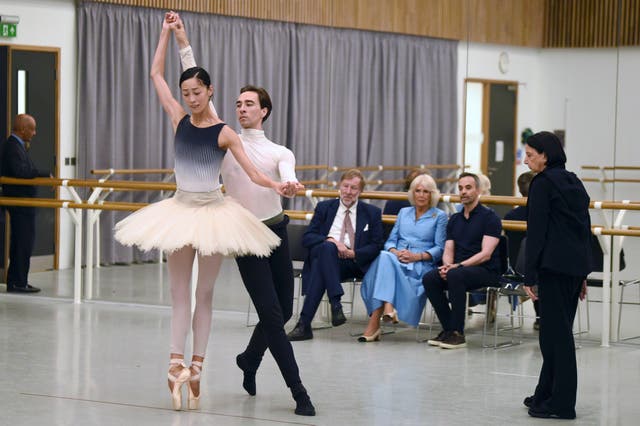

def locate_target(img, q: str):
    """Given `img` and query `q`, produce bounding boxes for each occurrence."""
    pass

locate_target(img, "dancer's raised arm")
[150,14,188,130]
[167,12,219,117]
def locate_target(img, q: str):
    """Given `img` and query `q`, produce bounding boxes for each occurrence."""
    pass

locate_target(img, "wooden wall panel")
[545,0,640,47]
[87,0,640,48]
[467,0,546,46]
[621,0,640,45]
[88,0,538,46]
[95,0,332,24]
[330,0,467,41]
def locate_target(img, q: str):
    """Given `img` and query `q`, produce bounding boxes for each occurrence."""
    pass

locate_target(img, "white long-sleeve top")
[222,129,298,220]
[179,45,298,221]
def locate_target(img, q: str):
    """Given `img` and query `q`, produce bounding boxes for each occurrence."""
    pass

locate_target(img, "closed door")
[486,83,517,198]
[464,80,518,217]
[9,48,58,266]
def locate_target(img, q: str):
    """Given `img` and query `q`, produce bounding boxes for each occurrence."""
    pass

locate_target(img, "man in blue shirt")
[422,172,502,349]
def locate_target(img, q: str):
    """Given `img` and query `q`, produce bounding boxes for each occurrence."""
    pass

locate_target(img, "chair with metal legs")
[617,278,640,341]
[484,236,539,349]
[466,235,516,348]
[342,277,371,336]
[416,302,437,342]
[246,222,308,327]
[578,235,626,339]
[290,224,361,330]
[422,235,509,346]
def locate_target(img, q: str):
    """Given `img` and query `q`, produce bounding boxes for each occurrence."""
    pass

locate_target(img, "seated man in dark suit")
[287,169,384,341]
[504,171,539,328]
[422,172,502,349]
[1,114,50,293]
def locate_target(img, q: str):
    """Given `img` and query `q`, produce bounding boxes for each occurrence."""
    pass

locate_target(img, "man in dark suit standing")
[287,169,384,341]
[1,114,49,293]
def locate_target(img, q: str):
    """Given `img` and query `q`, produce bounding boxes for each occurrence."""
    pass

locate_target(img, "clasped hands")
[390,248,421,264]
[163,12,303,200]
[277,181,305,198]
[437,262,462,280]
[164,11,182,30]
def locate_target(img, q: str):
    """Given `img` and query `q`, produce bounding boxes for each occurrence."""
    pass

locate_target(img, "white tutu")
[114,189,280,257]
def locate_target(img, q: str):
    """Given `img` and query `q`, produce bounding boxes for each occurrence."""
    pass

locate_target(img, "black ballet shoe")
[291,383,316,416]
[236,353,256,396]
[528,401,576,420]
[523,395,535,408]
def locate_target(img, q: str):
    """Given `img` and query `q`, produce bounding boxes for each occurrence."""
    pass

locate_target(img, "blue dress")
[360,206,447,326]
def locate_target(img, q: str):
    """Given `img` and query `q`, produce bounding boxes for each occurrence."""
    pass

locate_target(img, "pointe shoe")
[382,309,399,324]
[168,359,190,410]
[188,360,202,410]
[357,328,382,342]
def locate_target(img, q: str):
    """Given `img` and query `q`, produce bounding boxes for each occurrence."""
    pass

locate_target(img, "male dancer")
[168,13,315,416]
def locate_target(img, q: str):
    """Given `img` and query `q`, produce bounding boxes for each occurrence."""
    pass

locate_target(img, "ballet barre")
[329,164,462,172]
[1,196,85,304]
[582,178,640,184]
[327,164,463,193]
[90,164,464,193]
[298,188,640,211]
[581,165,640,194]
[2,176,639,344]
[581,165,640,171]
[90,168,174,175]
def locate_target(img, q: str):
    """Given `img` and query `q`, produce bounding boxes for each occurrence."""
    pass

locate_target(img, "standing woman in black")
[522,131,592,420]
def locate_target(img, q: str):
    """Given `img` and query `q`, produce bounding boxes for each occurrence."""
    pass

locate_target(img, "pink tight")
[167,246,223,357]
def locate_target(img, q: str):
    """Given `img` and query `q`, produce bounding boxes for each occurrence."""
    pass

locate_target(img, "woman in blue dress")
[358,174,447,342]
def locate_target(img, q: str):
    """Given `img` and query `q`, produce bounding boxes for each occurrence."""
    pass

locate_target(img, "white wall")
[460,43,640,201]
[460,43,543,191]
[613,47,640,206]
[1,2,638,270]
[0,0,77,268]
[462,42,640,281]
[538,49,619,181]
[464,81,483,174]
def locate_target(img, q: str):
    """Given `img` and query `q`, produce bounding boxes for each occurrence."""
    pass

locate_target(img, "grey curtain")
[77,1,457,264]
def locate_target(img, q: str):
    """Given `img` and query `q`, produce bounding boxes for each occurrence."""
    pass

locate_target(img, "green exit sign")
[1,23,17,38]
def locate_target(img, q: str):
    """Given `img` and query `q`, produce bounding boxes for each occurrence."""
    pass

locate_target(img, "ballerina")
[114,14,296,411]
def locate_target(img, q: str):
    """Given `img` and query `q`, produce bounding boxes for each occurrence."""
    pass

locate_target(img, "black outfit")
[503,206,527,267]
[1,135,49,290]
[235,216,301,387]
[422,203,502,333]
[524,133,592,419]
[504,205,539,318]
